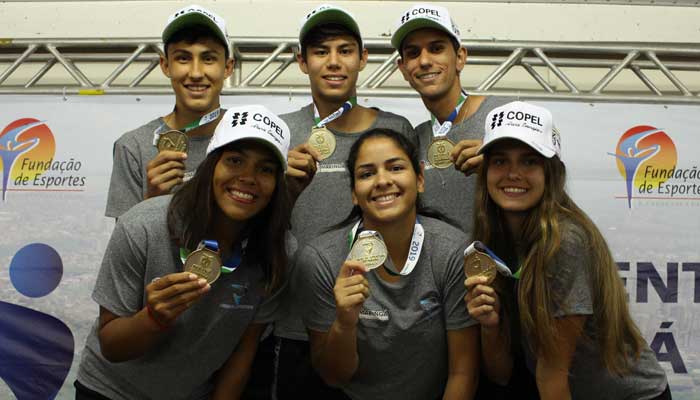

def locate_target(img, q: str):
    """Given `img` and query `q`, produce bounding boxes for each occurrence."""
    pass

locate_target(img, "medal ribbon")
[464,241,514,278]
[152,107,221,146]
[430,90,468,137]
[347,219,425,276]
[180,237,248,274]
[313,97,357,128]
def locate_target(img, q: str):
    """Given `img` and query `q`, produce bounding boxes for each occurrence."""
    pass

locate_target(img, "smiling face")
[298,34,368,104]
[397,28,466,101]
[160,37,233,117]
[351,136,424,229]
[486,140,546,221]
[212,141,279,223]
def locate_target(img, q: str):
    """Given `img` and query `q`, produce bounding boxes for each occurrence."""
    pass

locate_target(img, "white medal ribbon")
[313,97,356,128]
[430,90,468,138]
[152,107,221,146]
[347,219,425,276]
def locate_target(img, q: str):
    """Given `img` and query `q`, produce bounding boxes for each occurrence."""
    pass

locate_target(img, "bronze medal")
[463,249,497,284]
[308,127,336,161]
[184,247,222,284]
[427,138,454,169]
[348,233,388,270]
[157,130,189,153]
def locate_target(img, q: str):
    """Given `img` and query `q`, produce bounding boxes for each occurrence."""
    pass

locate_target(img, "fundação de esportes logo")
[609,125,699,208]
[0,118,86,201]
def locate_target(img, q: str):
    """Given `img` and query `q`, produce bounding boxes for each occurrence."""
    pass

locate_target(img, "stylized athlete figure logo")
[0,120,46,200]
[609,126,673,208]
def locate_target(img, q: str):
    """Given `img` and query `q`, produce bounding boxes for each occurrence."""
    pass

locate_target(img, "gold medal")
[157,130,189,153]
[463,249,497,284]
[427,138,454,169]
[308,127,336,161]
[348,233,388,270]
[184,247,222,284]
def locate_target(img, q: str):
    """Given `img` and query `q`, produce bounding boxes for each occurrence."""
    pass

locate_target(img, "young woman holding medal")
[265,5,418,399]
[296,128,479,400]
[464,101,670,400]
[75,105,293,400]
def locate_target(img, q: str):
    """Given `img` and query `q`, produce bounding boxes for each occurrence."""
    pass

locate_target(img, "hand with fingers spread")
[146,151,187,199]
[334,261,370,329]
[464,276,500,329]
[450,139,484,177]
[145,272,210,328]
[286,143,321,203]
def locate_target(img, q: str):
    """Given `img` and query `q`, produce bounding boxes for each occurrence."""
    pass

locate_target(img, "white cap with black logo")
[207,105,291,171]
[391,4,461,50]
[479,101,561,159]
[299,4,362,48]
[162,4,230,54]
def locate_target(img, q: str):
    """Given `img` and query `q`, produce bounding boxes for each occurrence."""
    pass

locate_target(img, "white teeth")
[503,187,526,193]
[187,85,207,90]
[325,76,345,81]
[230,189,253,200]
[374,194,397,202]
[419,72,438,79]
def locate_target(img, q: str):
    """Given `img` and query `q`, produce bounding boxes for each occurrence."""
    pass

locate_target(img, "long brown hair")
[167,141,290,294]
[473,145,645,375]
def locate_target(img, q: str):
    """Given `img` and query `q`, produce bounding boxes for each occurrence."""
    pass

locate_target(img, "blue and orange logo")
[0,118,56,201]
[609,125,677,208]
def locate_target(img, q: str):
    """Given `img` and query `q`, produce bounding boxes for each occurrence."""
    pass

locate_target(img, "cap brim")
[162,13,228,51]
[299,9,361,45]
[478,136,556,158]
[391,18,453,49]
[211,136,287,172]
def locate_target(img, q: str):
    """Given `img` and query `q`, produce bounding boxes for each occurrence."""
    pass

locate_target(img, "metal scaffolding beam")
[0,37,699,103]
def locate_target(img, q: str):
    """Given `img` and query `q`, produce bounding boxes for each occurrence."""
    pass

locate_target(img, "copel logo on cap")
[402,7,441,23]
[491,111,505,129]
[176,7,217,23]
[306,5,332,20]
[231,112,248,127]
[252,113,285,144]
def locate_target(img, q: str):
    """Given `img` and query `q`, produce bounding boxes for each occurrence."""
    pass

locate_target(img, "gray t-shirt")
[105,118,213,218]
[275,104,417,340]
[77,195,286,400]
[417,96,515,236]
[523,221,668,400]
[297,217,477,400]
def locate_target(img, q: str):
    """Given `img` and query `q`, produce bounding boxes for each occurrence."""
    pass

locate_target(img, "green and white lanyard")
[313,97,357,128]
[347,219,425,276]
[180,237,247,274]
[430,90,468,137]
[152,107,221,146]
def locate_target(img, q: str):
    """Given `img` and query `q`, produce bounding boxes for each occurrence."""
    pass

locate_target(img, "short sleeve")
[549,226,594,318]
[441,245,477,330]
[105,138,146,218]
[92,217,148,316]
[295,244,338,333]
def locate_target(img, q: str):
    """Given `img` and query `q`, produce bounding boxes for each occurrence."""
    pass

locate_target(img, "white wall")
[2,0,700,43]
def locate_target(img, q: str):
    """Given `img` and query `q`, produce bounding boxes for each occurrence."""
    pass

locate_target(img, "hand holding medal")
[144,271,210,330]
[333,260,370,329]
[156,130,189,153]
[463,241,511,328]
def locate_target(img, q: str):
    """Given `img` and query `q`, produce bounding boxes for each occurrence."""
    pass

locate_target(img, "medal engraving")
[308,127,336,161]
[157,130,189,153]
[463,250,497,284]
[184,248,222,284]
[348,234,387,270]
[427,138,454,169]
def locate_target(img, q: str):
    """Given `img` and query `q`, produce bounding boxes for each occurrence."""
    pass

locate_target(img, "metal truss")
[1,37,699,104]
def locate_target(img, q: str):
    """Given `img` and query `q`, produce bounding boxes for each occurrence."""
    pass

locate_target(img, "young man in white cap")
[393,4,515,237]
[105,4,233,218]
[260,4,417,399]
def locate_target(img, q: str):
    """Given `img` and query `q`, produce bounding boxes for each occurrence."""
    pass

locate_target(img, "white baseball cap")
[299,4,362,48]
[392,4,461,50]
[162,5,230,54]
[479,101,562,159]
[207,105,291,171]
